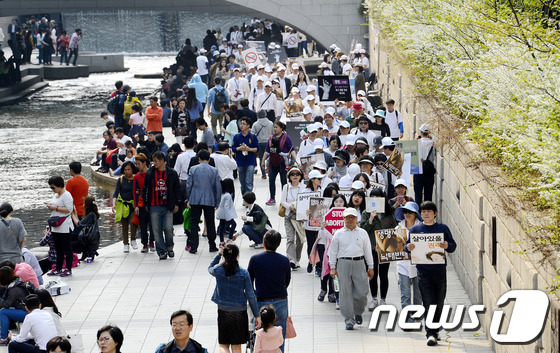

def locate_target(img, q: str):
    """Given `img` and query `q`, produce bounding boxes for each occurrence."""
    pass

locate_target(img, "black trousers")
[52,231,73,271]
[189,205,217,251]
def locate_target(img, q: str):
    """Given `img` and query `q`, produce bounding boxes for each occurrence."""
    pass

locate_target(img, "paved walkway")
[0,173,493,353]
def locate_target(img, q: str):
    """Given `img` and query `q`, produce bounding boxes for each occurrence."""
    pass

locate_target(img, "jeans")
[217,219,236,243]
[237,165,255,195]
[399,273,422,321]
[242,225,265,244]
[268,164,287,201]
[257,142,267,175]
[67,47,78,65]
[189,205,217,251]
[0,308,27,338]
[257,299,288,352]
[149,205,174,256]
[59,46,68,65]
[418,272,447,338]
[138,206,153,246]
[8,340,45,353]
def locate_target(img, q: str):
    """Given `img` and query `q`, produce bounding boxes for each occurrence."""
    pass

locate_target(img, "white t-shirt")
[117,135,133,155]
[196,55,209,75]
[385,109,403,138]
[129,112,144,125]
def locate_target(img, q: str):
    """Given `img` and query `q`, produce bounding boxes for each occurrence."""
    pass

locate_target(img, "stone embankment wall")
[369,19,560,353]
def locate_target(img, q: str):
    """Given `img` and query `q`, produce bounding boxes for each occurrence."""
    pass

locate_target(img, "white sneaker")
[123,245,130,253]
[380,298,386,305]
[368,298,378,311]
[335,299,340,310]
[130,240,138,250]
[427,336,438,346]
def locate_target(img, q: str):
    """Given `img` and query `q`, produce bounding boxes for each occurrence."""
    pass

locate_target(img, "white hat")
[290,87,300,93]
[346,135,357,145]
[303,107,313,115]
[340,120,350,129]
[341,55,349,61]
[330,44,337,49]
[395,179,407,188]
[319,62,329,68]
[306,85,317,92]
[307,124,318,132]
[322,124,329,130]
[353,49,360,54]
[292,63,299,70]
[360,49,366,54]
[232,67,240,72]
[357,90,366,97]
[342,208,358,218]
[277,64,286,71]
[382,137,395,147]
[304,95,315,102]
[419,124,430,133]
[325,107,336,116]
[313,139,325,150]
[256,76,264,82]
[238,44,243,48]
[257,64,265,69]
[264,81,272,87]
[265,66,273,73]
[308,170,325,179]
[351,180,365,190]
[313,160,328,171]
[200,49,207,54]
[334,47,341,52]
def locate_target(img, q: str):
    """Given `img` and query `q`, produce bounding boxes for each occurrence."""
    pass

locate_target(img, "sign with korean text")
[375,228,409,263]
[308,197,332,230]
[296,191,320,221]
[317,75,352,104]
[410,233,445,265]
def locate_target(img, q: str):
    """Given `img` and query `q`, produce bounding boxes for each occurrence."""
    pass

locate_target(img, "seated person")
[0,260,39,289]
[96,129,117,174]
[22,249,43,286]
[155,310,207,353]
[7,295,57,353]
[232,192,271,248]
[136,131,158,158]
[155,134,169,156]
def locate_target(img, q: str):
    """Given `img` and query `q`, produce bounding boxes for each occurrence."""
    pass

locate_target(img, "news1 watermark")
[368,290,549,344]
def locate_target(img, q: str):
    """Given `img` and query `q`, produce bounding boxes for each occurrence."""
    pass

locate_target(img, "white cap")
[351,180,365,190]
[306,85,317,92]
[292,63,299,70]
[256,76,264,82]
[200,49,207,54]
[290,87,300,93]
[395,179,407,188]
[419,123,430,133]
[382,137,395,147]
[342,208,358,218]
[264,81,272,87]
[265,66,273,73]
[277,64,286,71]
[257,64,265,69]
[308,170,325,179]
[346,135,357,145]
[354,49,360,54]
[341,55,349,61]
[237,44,243,48]
[303,107,313,115]
[360,49,366,53]
[330,44,337,49]
[322,124,329,130]
[340,120,350,129]
[319,62,329,68]
[313,160,328,171]
[304,95,315,102]
[307,124,318,132]
[325,107,336,116]
[357,90,366,97]
[313,139,325,150]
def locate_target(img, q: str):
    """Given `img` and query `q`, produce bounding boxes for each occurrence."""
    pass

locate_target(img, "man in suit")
[186,149,222,254]
[7,19,18,42]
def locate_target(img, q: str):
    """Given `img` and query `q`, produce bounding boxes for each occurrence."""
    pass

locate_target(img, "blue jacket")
[188,74,209,103]
[208,255,260,317]
[186,162,221,207]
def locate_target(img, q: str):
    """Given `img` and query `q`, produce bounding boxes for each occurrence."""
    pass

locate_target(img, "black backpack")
[213,87,227,111]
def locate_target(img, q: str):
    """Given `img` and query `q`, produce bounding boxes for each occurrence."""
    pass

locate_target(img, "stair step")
[0,81,49,106]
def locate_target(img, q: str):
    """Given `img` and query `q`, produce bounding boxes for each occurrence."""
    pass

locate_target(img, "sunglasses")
[289,173,302,177]
[49,186,56,190]
[359,122,368,125]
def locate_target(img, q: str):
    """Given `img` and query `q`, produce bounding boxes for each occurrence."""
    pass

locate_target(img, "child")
[232,192,271,248]
[112,148,136,176]
[254,305,283,353]
[216,178,237,247]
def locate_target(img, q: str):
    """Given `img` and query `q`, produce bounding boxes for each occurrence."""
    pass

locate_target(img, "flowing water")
[0,55,176,248]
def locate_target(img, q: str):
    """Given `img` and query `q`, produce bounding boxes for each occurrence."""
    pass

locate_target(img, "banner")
[317,75,353,104]
[245,41,266,53]
[241,48,261,67]
[410,233,445,265]
[365,197,385,213]
[383,144,404,176]
[308,197,333,230]
[299,154,325,180]
[395,140,420,174]
[286,121,313,148]
[267,46,288,63]
[323,207,346,236]
[375,228,409,263]
[370,182,387,194]
[296,191,321,221]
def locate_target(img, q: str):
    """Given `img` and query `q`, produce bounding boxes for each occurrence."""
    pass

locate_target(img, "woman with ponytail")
[208,244,260,353]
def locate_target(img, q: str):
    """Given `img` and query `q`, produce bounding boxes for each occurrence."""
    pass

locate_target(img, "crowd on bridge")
[0,17,457,353]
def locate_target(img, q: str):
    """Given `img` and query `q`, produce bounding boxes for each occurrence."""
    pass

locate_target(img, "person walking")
[232,117,259,195]
[66,28,81,66]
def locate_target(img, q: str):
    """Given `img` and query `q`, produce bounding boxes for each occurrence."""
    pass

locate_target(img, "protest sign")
[395,140,420,174]
[410,233,445,265]
[241,48,261,66]
[286,121,312,148]
[375,228,409,263]
[324,207,346,236]
[282,33,298,48]
[245,41,266,53]
[338,188,354,204]
[365,197,385,213]
[370,182,387,194]
[317,76,352,103]
[383,144,404,176]
[296,191,320,221]
[299,154,325,180]
[267,46,288,63]
[308,197,333,230]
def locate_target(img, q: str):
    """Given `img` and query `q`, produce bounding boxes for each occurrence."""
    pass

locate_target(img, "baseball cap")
[307,124,318,132]
[200,49,207,54]
[233,67,240,72]
[303,107,313,115]
[346,135,357,145]
[292,63,299,70]
[351,180,365,190]
[325,107,336,116]
[313,160,328,171]
[265,66,272,73]
[340,121,350,129]
[306,85,317,92]
[342,208,358,218]
[291,87,300,94]
[341,55,348,61]
[257,64,265,70]
[420,124,431,133]
[308,170,325,179]
[395,179,407,188]
[382,137,395,147]
[264,81,272,87]
[304,95,315,102]
[319,62,329,68]
[256,76,264,82]
[357,90,366,97]
[313,139,325,150]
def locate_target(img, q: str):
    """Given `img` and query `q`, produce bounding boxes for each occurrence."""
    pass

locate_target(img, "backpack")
[213,87,227,111]
[16,280,38,296]
[268,133,288,167]
[422,146,436,176]
[107,96,118,114]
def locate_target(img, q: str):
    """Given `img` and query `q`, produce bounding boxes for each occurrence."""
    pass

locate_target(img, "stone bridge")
[0,0,367,53]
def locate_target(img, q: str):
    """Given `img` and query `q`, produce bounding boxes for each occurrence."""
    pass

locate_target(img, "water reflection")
[0,56,175,248]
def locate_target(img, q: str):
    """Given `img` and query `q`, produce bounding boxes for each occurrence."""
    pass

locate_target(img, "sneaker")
[141,245,149,253]
[290,262,297,270]
[47,269,60,276]
[427,336,438,346]
[380,298,386,306]
[219,242,225,248]
[185,245,191,251]
[335,299,340,310]
[60,269,72,277]
[328,293,337,303]
[307,262,313,273]
[295,262,301,269]
[168,250,175,258]
[109,169,115,177]
[315,267,322,277]
[368,298,378,311]
[123,245,130,253]
[345,323,354,330]
[317,290,327,302]
[0,337,10,345]
[355,315,363,325]
[130,240,138,250]
[86,257,93,263]
[188,249,197,254]
[249,242,258,248]
[149,242,156,252]
[261,174,267,179]
[265,198,275,205]
[254,243,264,249]
[159,254,167,260]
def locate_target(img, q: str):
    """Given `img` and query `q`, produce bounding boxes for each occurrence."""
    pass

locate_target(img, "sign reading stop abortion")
[324,207,346,236]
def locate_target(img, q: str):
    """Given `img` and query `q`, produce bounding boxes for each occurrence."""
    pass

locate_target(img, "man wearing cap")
[250,65,266,90]
[413,124,435,203]
[296,123,320,161]
[309,140,334,168]
[226,67,250,108]
[275,65,291,99]
[381,137,401,198]
[340,55,352,75]
[345,102,364,129]
[255,81,276,122]
[252,110,274,177]
[196,49,209,85]
[322,107,339,134]
[207,77,230,135]
[287,63,300,83]
[329,208,374,330]
[249,76,265,111]
[385,99,404,140]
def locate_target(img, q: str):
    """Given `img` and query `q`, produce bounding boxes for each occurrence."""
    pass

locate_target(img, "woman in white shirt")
[280,167,305,269]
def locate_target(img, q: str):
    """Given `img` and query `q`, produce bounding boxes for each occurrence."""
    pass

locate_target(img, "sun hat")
[382,137,395,147]
[351,180,365,190]
[308,170,325,179]
[313,160,328,171]
[395,201,422,222]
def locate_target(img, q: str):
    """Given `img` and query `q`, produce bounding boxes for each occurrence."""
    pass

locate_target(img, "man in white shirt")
[384,99,404,140]
[110,127,132,172]
[328,208,374,330]
[275,65,291,99]
[413,124,435,203]
[296,123,320,162]
[211,142,238,180]
[249,76,265,111]
[226,68,250,108]
[255,82,276,122]
[174,136,197,200]
[250,64,266,90]
[7,295,57,352]
[196,49,209,85]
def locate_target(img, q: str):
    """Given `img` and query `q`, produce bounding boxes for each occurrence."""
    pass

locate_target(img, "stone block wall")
[369,17,560,353]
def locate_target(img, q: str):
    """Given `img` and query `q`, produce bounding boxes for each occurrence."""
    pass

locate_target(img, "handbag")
[422,146,436,176]
[286,316,297,338]
[278,204,286,217]
[47,215,69,227]
[175,125,188,136]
